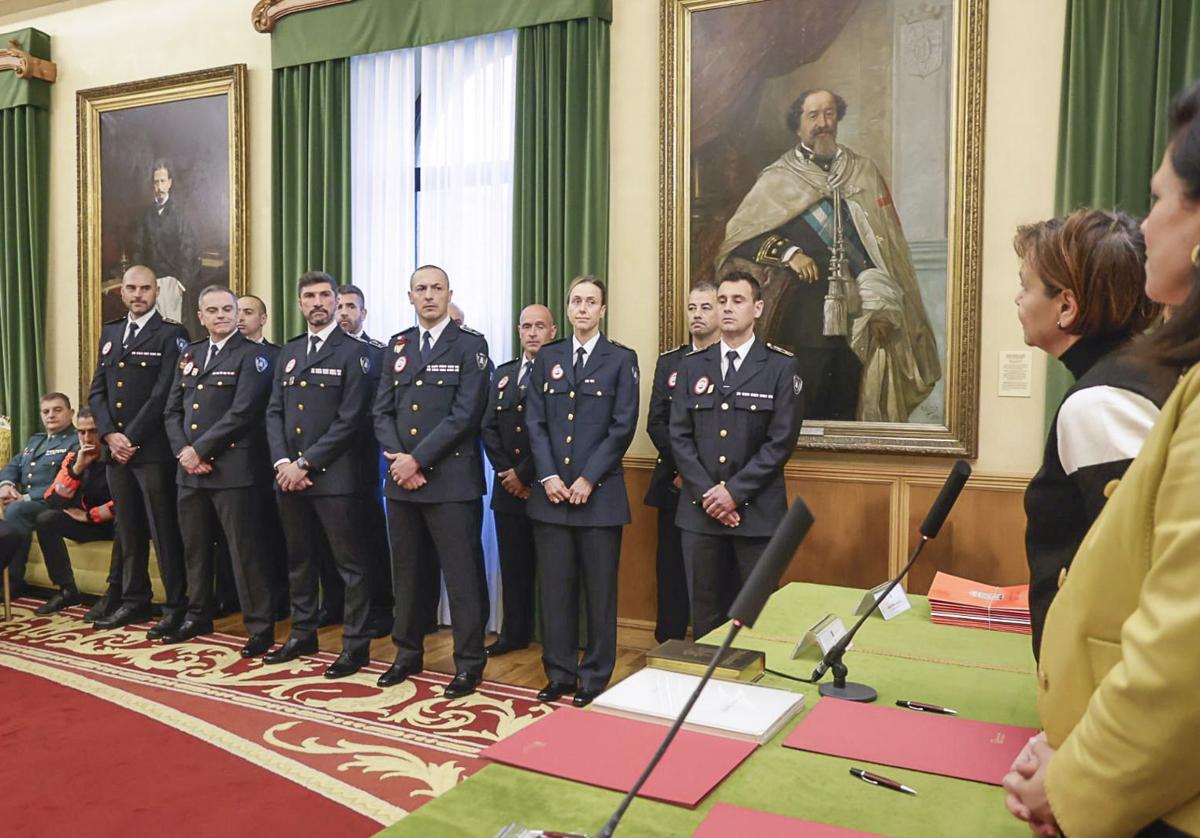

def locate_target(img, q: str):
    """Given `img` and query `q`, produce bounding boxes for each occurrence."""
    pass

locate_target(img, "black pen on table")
[850,767,918,796]
[895,699,958,715]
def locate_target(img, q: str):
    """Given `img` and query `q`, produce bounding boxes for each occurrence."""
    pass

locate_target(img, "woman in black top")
[1015,209,1180,658]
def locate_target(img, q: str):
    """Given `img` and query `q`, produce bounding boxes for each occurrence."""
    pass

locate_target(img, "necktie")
[723,349,739,384]
[518,359,532,385]
[205,343,219,371]
[124,321,139,348]
[308,334,321,357]
[574,347,587,379]
[420,331,433,363]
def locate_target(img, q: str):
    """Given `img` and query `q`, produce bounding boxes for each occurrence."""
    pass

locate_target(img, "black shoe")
[323,649,369,679]
[484,639,529,658]
[93,603,153,630]
[317,607,344,628]
[146,611,186,640]
[161,619,214,644]
[263,636,319,665]
[443,672,480,699]
[82,594,118,623]
[537,681,576,703]
[573,688,603,708]
[377,658,421,687]
[35,588,81,615]
[240,631,274,658]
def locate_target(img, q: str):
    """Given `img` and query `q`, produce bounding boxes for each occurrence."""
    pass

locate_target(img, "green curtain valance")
[0,28,51,112]
[271,0,612,69]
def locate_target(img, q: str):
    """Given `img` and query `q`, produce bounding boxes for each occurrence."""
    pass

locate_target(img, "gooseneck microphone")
[811,460,971,702]
[596,499,815,838]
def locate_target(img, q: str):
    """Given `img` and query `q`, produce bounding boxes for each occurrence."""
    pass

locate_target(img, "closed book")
[591,667,804,744]
[645,639,765,682]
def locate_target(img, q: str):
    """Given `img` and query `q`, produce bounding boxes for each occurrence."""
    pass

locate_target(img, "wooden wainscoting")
[616,457,1031,625]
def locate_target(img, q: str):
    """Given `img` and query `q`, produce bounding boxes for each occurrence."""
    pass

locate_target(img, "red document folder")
[480,707,757,807]
[782,699,1037,786]
[692,803,885,836]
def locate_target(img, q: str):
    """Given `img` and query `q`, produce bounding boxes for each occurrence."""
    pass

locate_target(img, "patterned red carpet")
[0,598,553,833]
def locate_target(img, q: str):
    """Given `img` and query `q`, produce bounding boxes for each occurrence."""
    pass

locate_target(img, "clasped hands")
[178,446,213,476]
[0,484,21,508]
[104,432,139,464]
[384,451,427,491]
[542,475,592,505]
[1003,731,1059,836]
[702,483,740,527]
[498,468,530,500]
[275,460,312,492]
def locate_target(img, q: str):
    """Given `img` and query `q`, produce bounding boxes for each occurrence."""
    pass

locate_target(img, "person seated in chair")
[0,393,80,596]
[33,407,116,614]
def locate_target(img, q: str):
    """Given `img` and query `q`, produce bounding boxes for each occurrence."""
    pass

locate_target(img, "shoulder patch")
[161,317,182,325]
[767,342,794,357]
[368,338,385,348]
[459,324,484,337]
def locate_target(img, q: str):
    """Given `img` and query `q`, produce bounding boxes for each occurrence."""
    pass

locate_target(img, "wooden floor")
[213,614,656,690]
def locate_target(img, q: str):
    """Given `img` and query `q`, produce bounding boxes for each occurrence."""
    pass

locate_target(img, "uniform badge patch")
[284,358,296,374]
[551,363,565,380]
[693,375,710,395]
[667,371,678,389]
[497,375,510,390]
[101,341,112,356]
[394,355,407,373]
[182,362,195,376]
[176,337,188,352]
[477,353,488,370]
[255,356,269,374]
[360,356,371,374]
[793,375,803,396]
[393,342,403,354]
[191,367,200,376]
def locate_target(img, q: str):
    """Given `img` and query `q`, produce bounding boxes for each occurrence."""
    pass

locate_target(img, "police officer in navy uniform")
[644,281,721,643]
[264,271,376,679]
[89,265,190,637]
[527,276,640,707]
[0,393,80,594]
[164,286,276,655]
[481,304,557,657]
[670,271,804,637]
[374,266,491,698]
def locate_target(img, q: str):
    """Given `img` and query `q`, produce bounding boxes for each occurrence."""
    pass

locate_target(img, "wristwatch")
[294,456,310,471]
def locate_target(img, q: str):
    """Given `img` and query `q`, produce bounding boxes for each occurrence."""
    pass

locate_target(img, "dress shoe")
[161,619,214,644]
[35,587,81,615]
[377,659,421,687]
[93,603,153,630]
[264,636,319,665]
[536,681,576,703]
[572,688,603,708]
[485,639,529,658]
[317,607,344,628]
[146,611,186,640]
[240,631,275,658]
[443,672,481,699]
[82,594,118,623]
[323,649,369,679]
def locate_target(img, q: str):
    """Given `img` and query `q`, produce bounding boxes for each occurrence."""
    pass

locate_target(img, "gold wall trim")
[252,0,354,33]
[0,40,56,83]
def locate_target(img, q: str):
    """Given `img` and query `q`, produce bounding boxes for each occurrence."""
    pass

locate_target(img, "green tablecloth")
[376,582,1039,837]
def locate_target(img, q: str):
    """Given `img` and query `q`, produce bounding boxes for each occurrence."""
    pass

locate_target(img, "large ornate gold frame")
[76,64,248,388]
[660,0,987,456]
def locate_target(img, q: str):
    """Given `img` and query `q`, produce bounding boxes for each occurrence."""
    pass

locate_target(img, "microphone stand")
[809,534,931,702]
[596,621,742,838]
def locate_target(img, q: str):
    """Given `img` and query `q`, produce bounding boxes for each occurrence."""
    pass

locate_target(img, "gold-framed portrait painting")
[77,64,247,385]
[661,0,986,455]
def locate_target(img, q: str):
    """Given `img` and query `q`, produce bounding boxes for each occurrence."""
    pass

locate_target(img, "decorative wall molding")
[0,39,56,83]
[252,0,354,33]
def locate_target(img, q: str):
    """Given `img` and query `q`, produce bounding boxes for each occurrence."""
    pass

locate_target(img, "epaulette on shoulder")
[459,324,484,337]
[767,342,794,357]
[390,326,418,341]
[686,343,711,356]
[287,332,308,344]
[660,342,687,357]
[188,337,208,347]
[104,316,126,326]
[161,317,182,325]
[542,337,568,348]
[608,337,633,351]
[368,337,385,348]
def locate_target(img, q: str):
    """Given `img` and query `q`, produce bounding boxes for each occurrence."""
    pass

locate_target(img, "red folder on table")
[782,699,1037,785]
[480,706,756,807]
[692,803,886,836]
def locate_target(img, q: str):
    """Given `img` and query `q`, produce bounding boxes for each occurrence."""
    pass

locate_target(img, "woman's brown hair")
[1014,209,1159,340]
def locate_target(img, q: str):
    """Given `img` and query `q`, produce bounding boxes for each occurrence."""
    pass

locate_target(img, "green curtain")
[1047,0,1200,429]
[271,0,611,69]
[0,106,48,447]
[271,58,352,341]
[512,17,610,332]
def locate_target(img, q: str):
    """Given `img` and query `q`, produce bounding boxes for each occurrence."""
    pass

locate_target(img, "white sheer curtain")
[350,32,516,632]
[350,48,418,336]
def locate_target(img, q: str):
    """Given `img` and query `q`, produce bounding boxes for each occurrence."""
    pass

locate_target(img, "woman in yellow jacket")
[1004,81,1200,837]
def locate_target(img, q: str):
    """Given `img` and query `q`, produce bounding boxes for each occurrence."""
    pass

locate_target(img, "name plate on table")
[854,582,912,621]
[792,613,849,659]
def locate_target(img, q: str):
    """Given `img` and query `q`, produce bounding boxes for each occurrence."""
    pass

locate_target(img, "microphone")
[811,460,970,703]
[596,499,814,837]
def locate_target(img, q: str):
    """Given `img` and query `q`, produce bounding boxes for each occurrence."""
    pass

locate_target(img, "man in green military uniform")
[0,393,80,593]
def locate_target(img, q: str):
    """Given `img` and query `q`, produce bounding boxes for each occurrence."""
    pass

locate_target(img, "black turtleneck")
[1024,334,1182,659]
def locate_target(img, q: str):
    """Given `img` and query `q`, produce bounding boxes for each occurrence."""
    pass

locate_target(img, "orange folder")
[480,706,756,807]
[692,803,886,836]
[782,699,1037,786]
